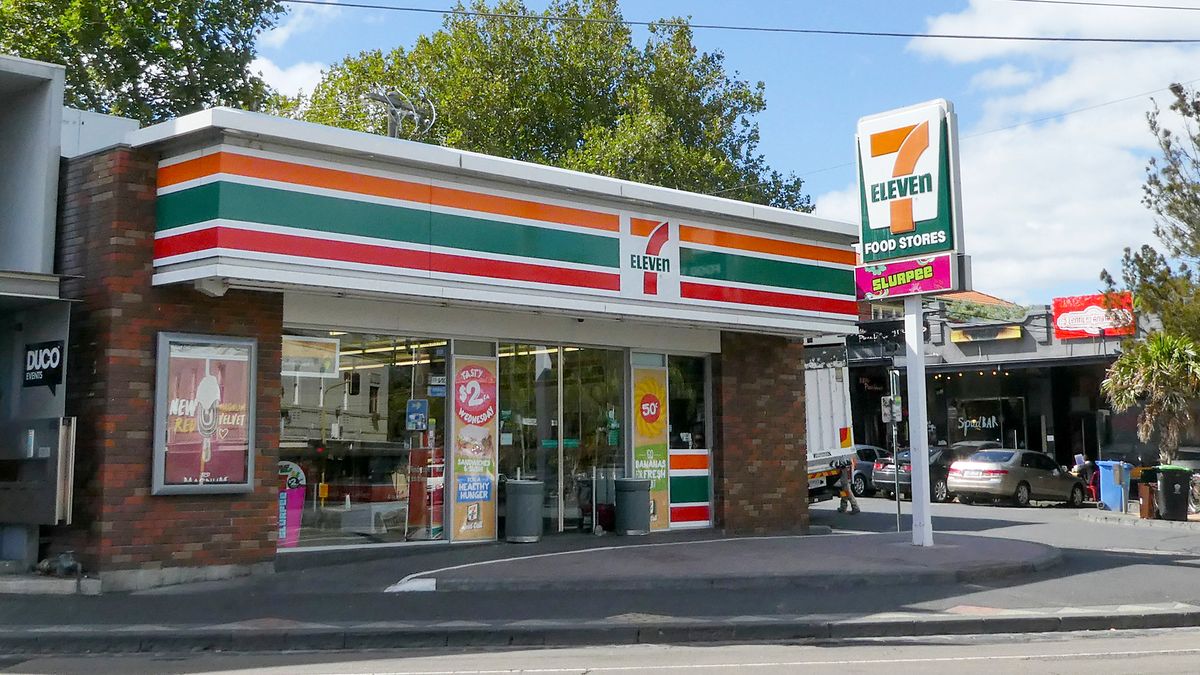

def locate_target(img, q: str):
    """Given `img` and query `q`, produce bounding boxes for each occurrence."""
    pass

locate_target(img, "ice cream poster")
[155,336,255,492]
[449,357,498,541]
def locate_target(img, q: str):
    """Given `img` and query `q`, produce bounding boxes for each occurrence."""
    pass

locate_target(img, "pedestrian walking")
[836,463,860,514]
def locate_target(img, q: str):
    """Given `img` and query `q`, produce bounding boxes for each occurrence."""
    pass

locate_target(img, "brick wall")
[48,147,283,584]
[712,332,809,534]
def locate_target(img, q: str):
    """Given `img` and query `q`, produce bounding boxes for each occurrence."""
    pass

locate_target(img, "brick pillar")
[712,332,809,534]
[49,147,283,590]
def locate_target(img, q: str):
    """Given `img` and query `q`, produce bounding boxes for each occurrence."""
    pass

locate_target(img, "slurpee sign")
[857,100,961,265]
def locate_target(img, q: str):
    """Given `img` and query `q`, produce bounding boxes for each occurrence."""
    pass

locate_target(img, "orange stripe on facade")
[870,124,917,157]
[679,225,855,266]
[670,454,709,471]
[432,185,618,232]
[158,152,620,233]
[631,217,665,237]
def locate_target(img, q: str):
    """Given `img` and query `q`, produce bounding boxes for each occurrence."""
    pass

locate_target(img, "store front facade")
[46,108,859,588]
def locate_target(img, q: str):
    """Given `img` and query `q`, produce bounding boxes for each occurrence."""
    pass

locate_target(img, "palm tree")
[1102,332,1200,465]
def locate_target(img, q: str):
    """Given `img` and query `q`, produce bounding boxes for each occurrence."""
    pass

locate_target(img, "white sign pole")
[904,295,934,547]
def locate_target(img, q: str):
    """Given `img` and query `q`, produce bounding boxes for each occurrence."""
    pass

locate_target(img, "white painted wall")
[0,56,64,275]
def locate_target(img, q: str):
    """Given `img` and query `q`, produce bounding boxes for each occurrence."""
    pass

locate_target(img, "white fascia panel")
[153,260,855,337]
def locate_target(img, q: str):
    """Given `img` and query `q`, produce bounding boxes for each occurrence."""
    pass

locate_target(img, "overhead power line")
[281,0,1200,43]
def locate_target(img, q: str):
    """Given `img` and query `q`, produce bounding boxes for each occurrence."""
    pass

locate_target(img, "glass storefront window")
[950,396,1027,449]
[668,356,707,450]
[279,331,449,547]
[562,347,625,531]
[497,343,560,531]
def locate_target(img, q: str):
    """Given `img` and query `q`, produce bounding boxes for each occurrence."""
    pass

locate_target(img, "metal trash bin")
[614,478,651,535]
[505,479,544,543]
[1156,466,1192,522]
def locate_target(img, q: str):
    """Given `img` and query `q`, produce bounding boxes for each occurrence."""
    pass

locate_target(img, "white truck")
[803,341,858,503]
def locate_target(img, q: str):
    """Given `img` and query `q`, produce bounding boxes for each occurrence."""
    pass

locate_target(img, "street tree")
[1102,332,1200,465]
[1104,83,1200,339]
[298,0,810,211]
[0,0,284,124]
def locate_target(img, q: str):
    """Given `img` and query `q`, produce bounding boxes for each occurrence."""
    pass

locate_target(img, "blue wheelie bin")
[1096,460,1132,512]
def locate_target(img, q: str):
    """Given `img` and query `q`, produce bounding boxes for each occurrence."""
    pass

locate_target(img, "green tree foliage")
[1103,83,1200,339]
[1102,332,1200,464]
[0,0,283,123]
[942,300,1027,324]
[297,0,810,210]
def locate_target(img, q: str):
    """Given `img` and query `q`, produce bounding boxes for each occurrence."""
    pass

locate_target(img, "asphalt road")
[809,494,1200,610]
[6,627,1200,674]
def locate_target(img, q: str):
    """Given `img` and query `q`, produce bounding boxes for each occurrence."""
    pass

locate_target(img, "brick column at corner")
[712,332,809,534]
[49,146,282,582]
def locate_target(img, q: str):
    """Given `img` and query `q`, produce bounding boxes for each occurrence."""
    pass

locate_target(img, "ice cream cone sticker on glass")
[632,367,669,530]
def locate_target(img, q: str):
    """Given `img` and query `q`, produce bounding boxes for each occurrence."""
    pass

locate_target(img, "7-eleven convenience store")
[50,108,858,589]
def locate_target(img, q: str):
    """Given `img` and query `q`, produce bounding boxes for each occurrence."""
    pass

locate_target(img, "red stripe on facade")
[670,505,710,523]
[680,281,857,316]
[156,228,622,291]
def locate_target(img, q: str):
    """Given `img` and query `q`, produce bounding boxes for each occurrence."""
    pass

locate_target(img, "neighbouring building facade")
[0,62,863,590]
[847,291,1161,468]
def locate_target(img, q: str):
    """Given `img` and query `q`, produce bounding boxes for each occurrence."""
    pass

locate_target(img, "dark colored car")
[873,442,993,503]
[848,444,890,497]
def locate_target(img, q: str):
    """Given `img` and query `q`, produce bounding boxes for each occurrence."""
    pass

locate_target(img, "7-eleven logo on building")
[857,100,958,264]
[621,217,679,300]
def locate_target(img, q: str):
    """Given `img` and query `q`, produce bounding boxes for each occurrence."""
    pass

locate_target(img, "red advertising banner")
[155,336,255,493]
[1052,293,1135,340]
[449,357,498,542]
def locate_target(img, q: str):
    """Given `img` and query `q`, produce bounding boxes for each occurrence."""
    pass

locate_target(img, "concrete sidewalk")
[0,530,1092,654]
[385,531,1061,591]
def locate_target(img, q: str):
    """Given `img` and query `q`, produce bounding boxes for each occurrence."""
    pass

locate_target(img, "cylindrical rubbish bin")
[1156,466,1192,522]
[614,478,652,535]
[1096,461,1132,512]
[505,479,544,543]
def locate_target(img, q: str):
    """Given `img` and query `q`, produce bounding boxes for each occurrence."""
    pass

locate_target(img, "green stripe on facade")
[158,182,430,244]
[430,211,618,268]
[158,182,620,268]
[679,248,854,296]
[669,475,710,504]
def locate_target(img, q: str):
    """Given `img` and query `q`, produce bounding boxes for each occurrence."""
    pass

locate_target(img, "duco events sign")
[857,100,962,265]
[23,340,64,394]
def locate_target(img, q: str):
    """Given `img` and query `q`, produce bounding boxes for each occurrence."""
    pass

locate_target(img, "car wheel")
[932,478,950,503]
[851,474,868,498]
[1013,482,1031,508]
[1068,484,1085,508]
[958,495,974,505]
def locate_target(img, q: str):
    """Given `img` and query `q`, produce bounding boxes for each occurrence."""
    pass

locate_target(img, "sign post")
[856,99,969,547]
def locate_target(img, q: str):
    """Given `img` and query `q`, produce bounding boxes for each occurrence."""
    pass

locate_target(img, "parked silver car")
[849,444,890,497]
[949,449,1085,507]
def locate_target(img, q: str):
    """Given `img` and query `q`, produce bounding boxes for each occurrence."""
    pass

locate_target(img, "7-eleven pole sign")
[856,99,963,266]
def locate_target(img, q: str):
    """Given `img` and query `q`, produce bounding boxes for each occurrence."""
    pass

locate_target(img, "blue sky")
[253,0,1200,304]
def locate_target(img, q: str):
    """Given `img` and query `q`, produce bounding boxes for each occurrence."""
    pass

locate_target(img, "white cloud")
[816,3,1200,304]
[969,65,1036,91]
[253,57,326,97]
[912,0,1192,64]
[260,1,341,50]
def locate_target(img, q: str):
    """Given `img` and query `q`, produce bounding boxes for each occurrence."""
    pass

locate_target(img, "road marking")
[383,532,895,592]
[298,646,1200,673]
